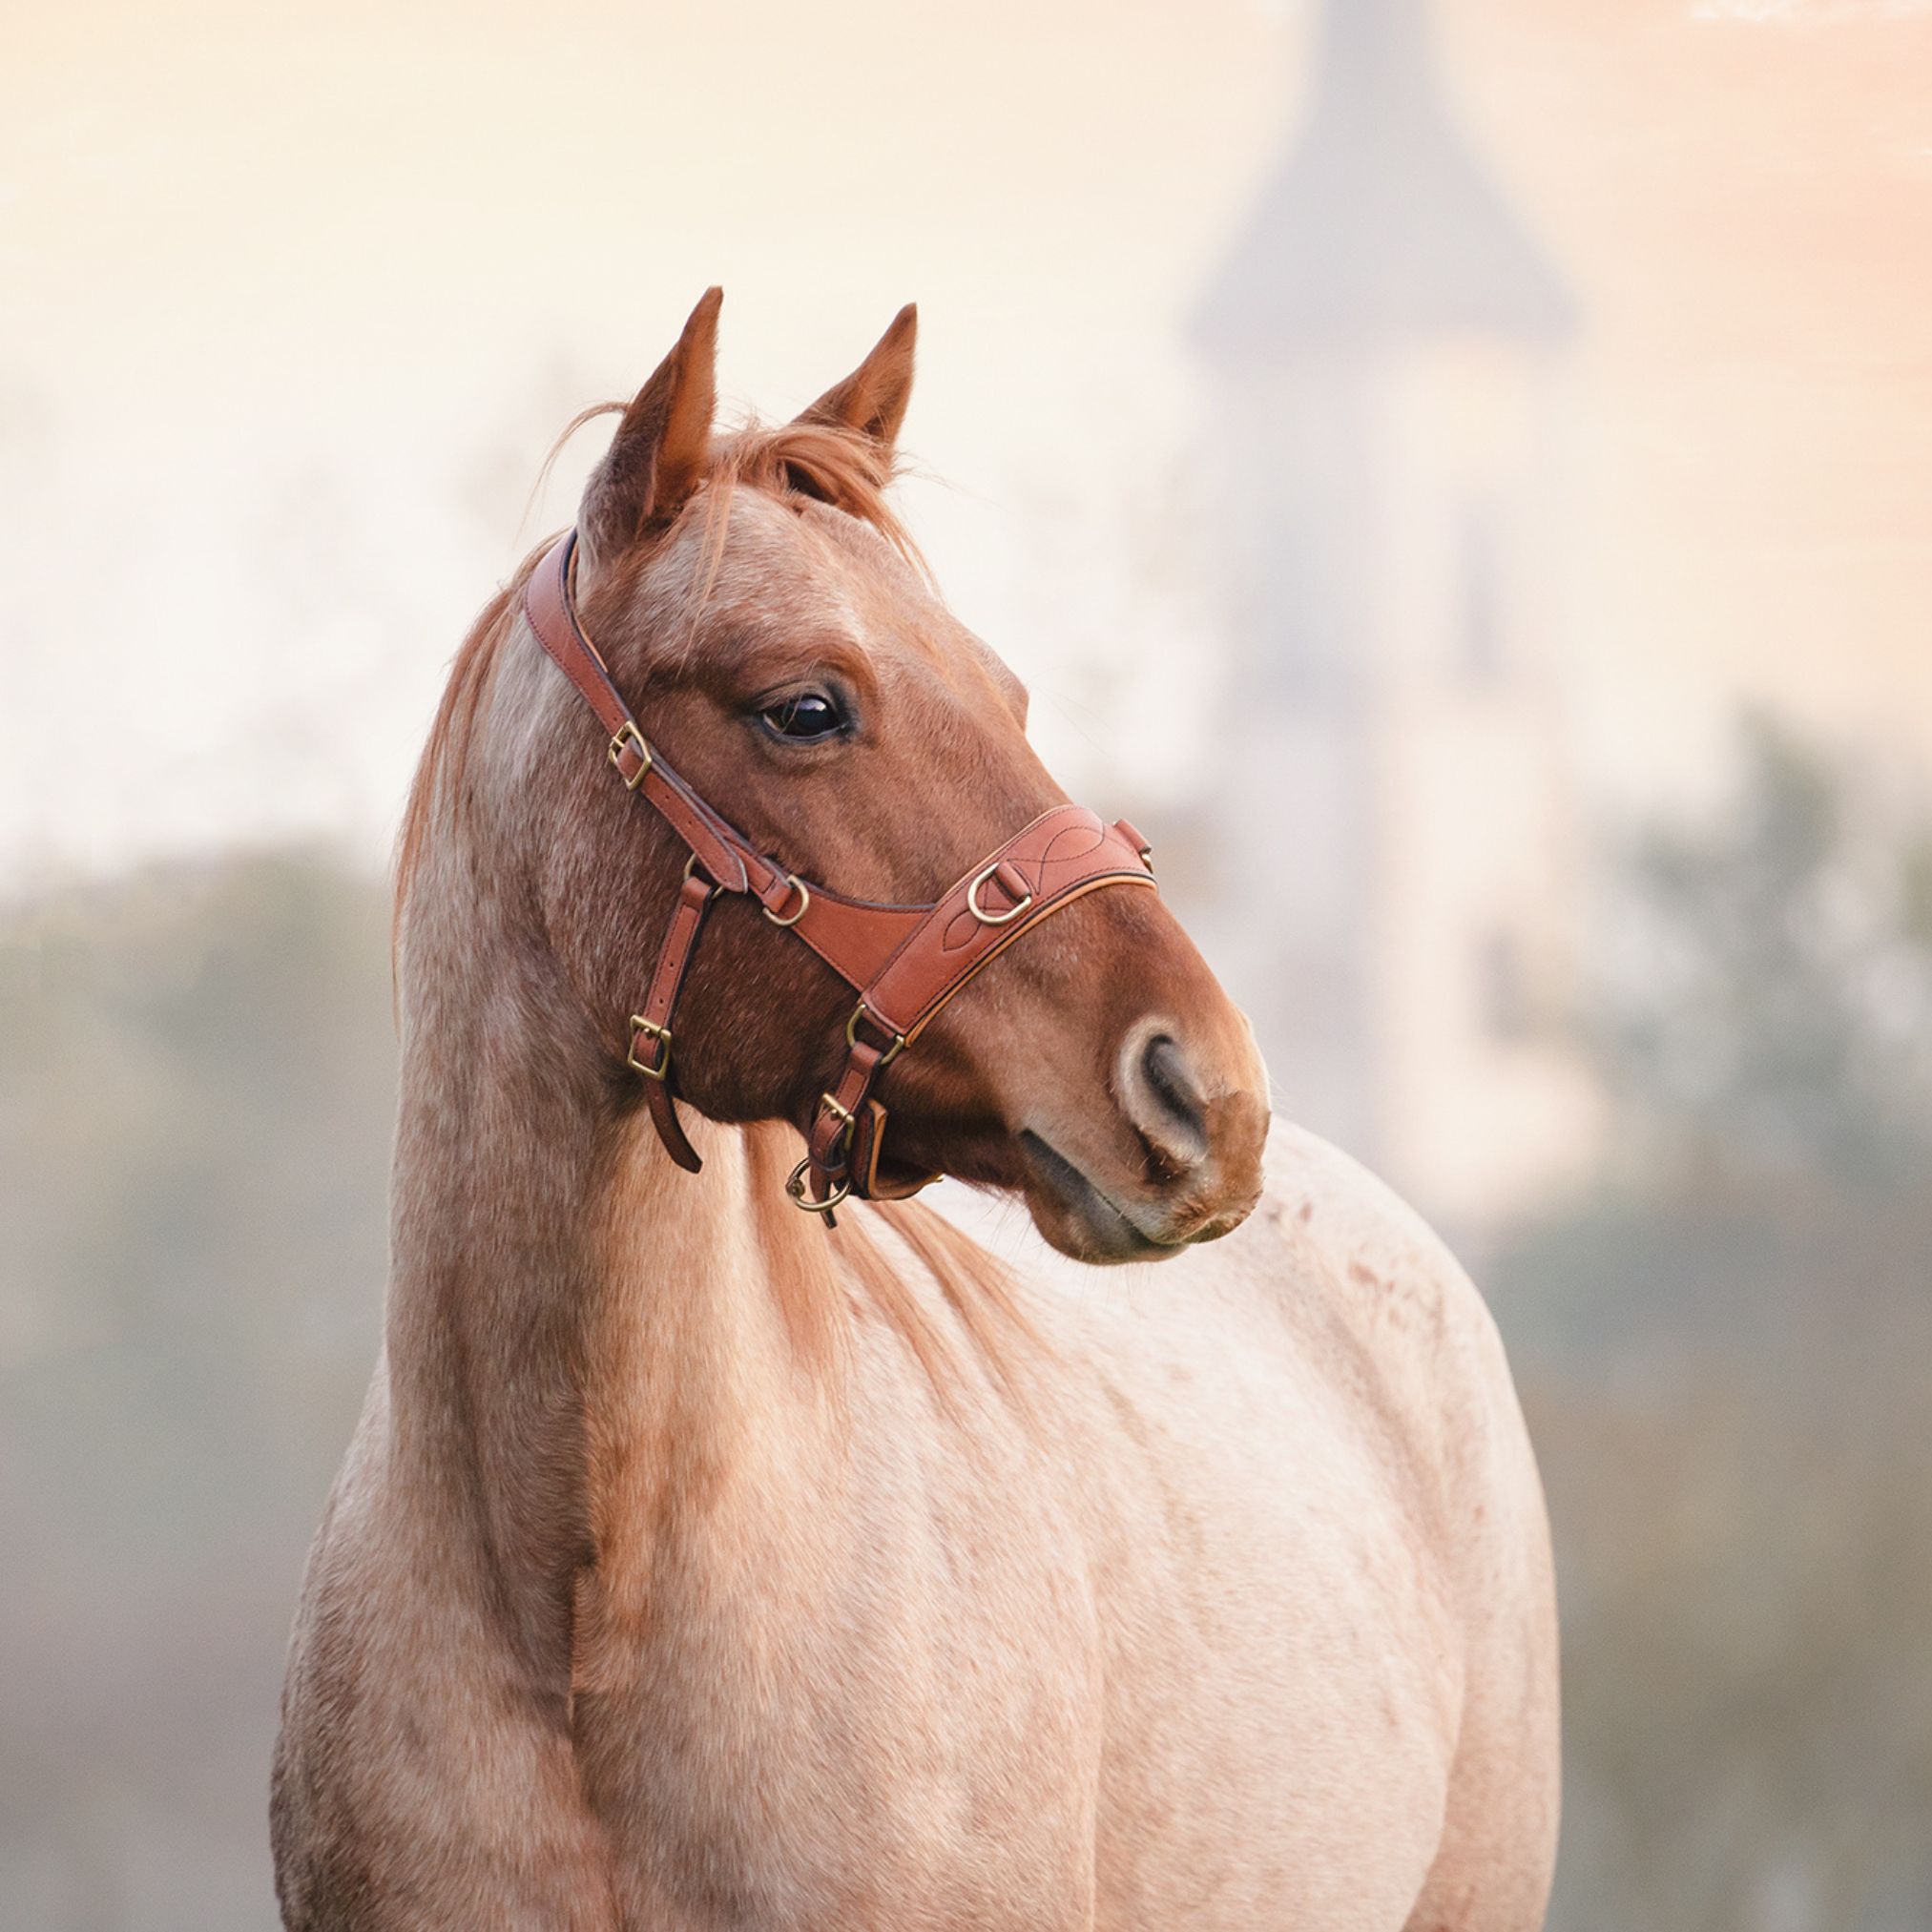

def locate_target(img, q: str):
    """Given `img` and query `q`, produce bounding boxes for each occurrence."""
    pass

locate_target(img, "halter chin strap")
[523,530,1156,1220]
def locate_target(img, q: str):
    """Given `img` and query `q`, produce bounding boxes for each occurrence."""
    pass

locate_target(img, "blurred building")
[1189,0,1598,1229]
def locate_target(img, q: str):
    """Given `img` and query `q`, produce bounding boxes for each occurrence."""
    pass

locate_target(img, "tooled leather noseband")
[524,530,1156,1221]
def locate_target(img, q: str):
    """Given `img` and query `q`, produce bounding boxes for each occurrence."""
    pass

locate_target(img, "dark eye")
[758,691,846,742]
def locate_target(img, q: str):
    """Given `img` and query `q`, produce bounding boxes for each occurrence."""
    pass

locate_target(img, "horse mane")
[395,414,923,931]
[831,1197,1043,1414]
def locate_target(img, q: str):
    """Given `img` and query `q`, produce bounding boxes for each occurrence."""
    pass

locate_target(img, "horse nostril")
[1132,1033,1210,1170]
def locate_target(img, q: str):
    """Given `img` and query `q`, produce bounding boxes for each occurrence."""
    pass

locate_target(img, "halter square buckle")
[628,1016,672,1081]
[609,722,653,790]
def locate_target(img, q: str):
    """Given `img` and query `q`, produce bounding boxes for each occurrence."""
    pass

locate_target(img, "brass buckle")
[817,1091,857,1150]
[763,873,811,928]
[966,860,1034,926]
[627,1015,672,1081]
[844,1003,906,1067]
[786,1155,850,1216]
[609,722,653,789]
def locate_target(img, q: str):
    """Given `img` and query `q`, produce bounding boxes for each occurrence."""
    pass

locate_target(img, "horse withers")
[272,290,1559,1930]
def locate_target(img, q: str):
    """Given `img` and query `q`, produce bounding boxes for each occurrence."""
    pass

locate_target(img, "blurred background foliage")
[2,716,1928,1928]
[0,857,391,1927]
[1492,716,1932,1931]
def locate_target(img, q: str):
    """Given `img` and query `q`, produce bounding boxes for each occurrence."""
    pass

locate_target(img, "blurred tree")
[1494,715,1932,1932]
[1600,712,1932,1190]
[0,851,394,1930]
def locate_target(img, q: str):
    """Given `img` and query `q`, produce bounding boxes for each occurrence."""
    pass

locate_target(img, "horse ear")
[799,304,917,451]
[580,287,722,566]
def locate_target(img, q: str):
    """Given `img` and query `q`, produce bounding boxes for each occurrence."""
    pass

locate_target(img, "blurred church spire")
[1184,0,1597,1231]
[1194,0,1576,354]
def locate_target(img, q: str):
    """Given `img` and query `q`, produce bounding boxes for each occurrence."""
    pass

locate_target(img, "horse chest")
[571,1365,1457,1931]
[572,1469,1109,1925]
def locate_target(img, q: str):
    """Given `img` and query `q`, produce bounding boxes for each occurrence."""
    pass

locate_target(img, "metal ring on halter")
[966,861,1034,926]
[845,1003,907,1066]
[763,873,811,927]
[785,1155,850,1215]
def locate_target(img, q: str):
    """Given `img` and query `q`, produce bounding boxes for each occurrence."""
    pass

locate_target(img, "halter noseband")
[523,530,1156,1220]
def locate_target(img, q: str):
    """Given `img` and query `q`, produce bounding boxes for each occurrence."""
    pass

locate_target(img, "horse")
[271,290,1559,1930]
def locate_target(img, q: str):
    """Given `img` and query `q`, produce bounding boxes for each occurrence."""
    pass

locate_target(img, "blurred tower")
[1189,0,1596,1227]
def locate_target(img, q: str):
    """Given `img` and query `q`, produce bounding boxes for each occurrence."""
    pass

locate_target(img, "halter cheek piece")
[523,530,1156,1220]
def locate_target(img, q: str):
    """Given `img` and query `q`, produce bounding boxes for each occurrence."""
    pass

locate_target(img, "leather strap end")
[1112,817,1154,865]
[643,1077,704,1174]
[851,1098,940,1202]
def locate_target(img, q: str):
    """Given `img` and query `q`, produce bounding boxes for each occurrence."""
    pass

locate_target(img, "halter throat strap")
[521,529,1155,1217]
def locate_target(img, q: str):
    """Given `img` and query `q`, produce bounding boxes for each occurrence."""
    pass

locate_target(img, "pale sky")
[4,0,1929,886]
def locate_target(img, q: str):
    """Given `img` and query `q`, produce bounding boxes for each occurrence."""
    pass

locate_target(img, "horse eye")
[758,692,845,742]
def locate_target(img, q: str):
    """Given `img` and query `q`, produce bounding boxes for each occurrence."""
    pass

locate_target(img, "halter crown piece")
[523,530,1157,1222]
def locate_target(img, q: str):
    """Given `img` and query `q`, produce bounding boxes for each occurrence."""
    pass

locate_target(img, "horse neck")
[384,835,835,1685]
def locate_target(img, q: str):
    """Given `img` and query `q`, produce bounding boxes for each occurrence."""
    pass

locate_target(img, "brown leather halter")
[523,530,1156,1219]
